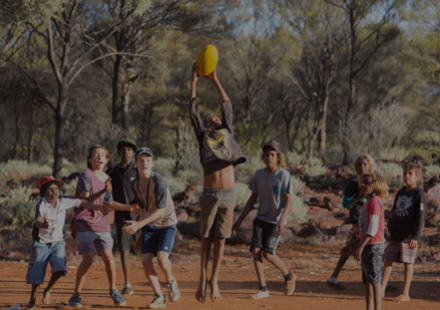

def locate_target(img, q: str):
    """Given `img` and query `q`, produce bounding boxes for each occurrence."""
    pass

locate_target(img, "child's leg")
[372,282,382,310]
[330,255,350,279]
[142,253,163,295]
[43,240,68,304]
[253,247,266,287]
[209,234,226,302]
[365,283,374,310]
[42,271,64,304]
[25,241,51,309]
[74,251,95,294]
[196,235,213,303]
[393,263,413,302]
[100,249,117,292]
[25,284,40,310]
[381,259,393,297]
[156,251,173,282]
[262,251,289,276]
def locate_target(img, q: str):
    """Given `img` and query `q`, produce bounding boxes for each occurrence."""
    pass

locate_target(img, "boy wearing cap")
[190,64,246,303]
[106,138,138,297]
[122,147,179,309]
[232,140,296,299]
[24,176,110,310]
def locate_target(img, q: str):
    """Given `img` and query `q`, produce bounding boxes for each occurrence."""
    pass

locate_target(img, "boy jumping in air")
[381,162,426,302]
[232,140,295,299]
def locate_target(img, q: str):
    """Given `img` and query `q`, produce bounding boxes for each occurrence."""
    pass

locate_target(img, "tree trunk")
[342,79,355,165]
[27,108,36,163]
[53,92,67,177]
[112,55,122,125]
[12,111,20,159]
[318,92,329,157]
[121,80,131,134]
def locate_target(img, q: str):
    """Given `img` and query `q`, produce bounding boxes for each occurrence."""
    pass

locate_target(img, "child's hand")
[204,68,218,82]
[353,245,363,260]
[130,204,140,215]
[123,220,141,235]
[42,217,50,228]
[409,239,418,249]
[100,205,110,215]
[232,221,241,235]
[191,63,199,83]
[105,178,112,191]
[339,246,353,257]
[277,222,285,236]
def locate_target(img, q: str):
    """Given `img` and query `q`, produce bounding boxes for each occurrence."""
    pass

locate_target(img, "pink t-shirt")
[359,196,385,244]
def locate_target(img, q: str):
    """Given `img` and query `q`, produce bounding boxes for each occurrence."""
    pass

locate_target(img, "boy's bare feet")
[42,289,50,304]
[196,278,207,303]
[393,294,410,302]
[209,278,221,303]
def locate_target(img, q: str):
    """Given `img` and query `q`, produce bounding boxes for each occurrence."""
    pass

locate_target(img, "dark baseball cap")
[117,138,137,151]
[135,147,154,160]
[262,140,282,153]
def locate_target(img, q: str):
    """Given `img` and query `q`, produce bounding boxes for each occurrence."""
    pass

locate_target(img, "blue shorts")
[361,242,386,284]
[26,240,67,285]
[141,224,177,255]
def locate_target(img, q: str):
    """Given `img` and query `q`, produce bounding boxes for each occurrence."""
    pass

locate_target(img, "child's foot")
[147,294,166,309]
[208,278,221,303]
[285,273,296,296]
[195,278,207,303]
[42,289,50,305]
[121,286,134,297]
[250,290,270,299]
[166,278,180,302]
[393,294,410,302]
[69,294,83,308]
[110,289,126,306]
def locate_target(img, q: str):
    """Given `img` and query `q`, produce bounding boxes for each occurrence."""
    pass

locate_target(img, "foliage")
[291,175,305,195]
[235,182,252,211]
[0,186,35,226]
[235,154,265,184]
[234,120,266,155]
[305,157,328,177]
[424,165,440,177]
[287,193,308,224]
[163,176,186,196]
[61,178,78,197]
[0,160,52,181]
[285,152,304,168]
[376,162,403,183]
[154,157,176,177]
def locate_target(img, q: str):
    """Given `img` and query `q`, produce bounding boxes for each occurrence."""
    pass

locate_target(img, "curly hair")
[354,154,376,175]
[358,173,388,199]
[403,161,424,189]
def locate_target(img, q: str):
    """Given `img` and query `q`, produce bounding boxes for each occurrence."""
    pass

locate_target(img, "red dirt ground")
[1,241,440,310]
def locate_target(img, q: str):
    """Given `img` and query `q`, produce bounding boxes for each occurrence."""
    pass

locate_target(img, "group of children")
[23,66,426,310]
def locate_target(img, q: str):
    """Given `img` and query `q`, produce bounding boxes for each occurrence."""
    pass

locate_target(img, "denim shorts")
[361,242,386,284]
[75,231,114,254]
[141,224,177,256]
[26,240,67,285]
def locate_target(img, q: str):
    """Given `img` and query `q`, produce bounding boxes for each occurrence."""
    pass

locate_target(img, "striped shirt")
[77,172,113,202]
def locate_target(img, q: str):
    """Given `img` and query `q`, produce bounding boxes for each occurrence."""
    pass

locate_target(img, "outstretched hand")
[192,63,199,83]
[122,220,141,235]
[204,68,218,83]
[42,217,50,229]
[130,204,140,216]
[232,221,241,235]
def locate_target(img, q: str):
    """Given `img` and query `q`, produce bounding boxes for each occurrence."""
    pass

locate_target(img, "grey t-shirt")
[249,167,293,224]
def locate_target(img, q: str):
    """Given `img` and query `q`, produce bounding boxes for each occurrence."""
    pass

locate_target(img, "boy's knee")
[262,250,274,261]
[142,254,154,266]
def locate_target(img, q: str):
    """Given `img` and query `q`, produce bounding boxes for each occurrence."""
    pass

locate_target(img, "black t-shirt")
[388,186,426,243]
[345,178,364,224]
[106,161,138,224]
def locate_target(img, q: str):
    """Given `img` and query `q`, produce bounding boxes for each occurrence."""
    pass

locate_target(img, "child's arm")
[83,178,112,203]
[409,191,426,249]
[353,236,372,260]
[34,215,49,229]
[105,201,140,215]
[205,69,229,102]
[232,193,258,234]
[122,208,165,235]
[276,193,292,236]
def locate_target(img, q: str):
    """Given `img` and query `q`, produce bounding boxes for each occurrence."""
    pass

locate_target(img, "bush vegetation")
[0,186,35,227]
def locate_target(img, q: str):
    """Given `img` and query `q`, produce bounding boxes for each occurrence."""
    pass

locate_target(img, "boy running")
[232,140,295,299]
[381,162,426,302]
[25,176,110,310]
[190,64,246,303]
[122,147,179,309]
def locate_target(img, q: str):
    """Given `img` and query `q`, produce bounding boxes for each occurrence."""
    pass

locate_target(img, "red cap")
[39,176,64,196]
[262,140,282,153]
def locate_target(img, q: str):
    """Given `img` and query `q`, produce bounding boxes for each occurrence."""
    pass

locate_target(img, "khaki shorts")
[199,188,236,239]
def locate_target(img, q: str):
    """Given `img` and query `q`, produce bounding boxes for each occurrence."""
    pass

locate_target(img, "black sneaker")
[326,280,347,290]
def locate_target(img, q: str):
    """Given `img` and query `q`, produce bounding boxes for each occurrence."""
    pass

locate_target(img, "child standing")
[232,140,295,299]
[353,174,388,310]
[25,176,110,310]
[122,147,179,309]
[69,145,139,308]
[381,162,426,302]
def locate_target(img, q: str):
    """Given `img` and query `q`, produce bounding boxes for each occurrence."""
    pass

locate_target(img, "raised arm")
[190,63,204,139]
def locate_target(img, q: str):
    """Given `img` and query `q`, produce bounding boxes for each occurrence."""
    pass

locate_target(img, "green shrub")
[235,182,252,211]
[61,178,78,197]
[376,162,403,183]
[287,193,309,224]
[291,175,305,195]
[425,165,440,177]
[0,186,36,227]
[285,152,304,168]
[0,160,51,181]
[235,155,265,183]
[164,176,186,196]
[154,157,176,177]
[305,157,328,177]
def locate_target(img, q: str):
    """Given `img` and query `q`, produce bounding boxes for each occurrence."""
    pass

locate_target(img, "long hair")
[354,154,376,175]
[261,149,287,169]
[403,162,424,189]
[358,173,388,199]
[87,144,111,170]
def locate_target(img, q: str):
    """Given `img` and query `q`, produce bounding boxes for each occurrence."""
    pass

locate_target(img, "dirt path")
[1,242,440,310]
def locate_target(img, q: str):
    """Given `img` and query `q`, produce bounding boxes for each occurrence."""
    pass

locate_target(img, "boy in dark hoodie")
[381,162,426,302]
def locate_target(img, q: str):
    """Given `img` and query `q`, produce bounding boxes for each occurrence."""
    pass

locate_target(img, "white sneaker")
[166,278,180,302]
[250,290,270,299]
[147,295,167,309]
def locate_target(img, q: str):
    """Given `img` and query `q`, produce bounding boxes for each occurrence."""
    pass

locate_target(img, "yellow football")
[196,45,218,77]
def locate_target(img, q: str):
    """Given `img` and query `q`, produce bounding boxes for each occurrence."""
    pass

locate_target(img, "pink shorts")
[384,241,418,264]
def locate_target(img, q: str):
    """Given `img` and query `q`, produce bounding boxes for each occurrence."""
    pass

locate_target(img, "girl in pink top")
[353,174,388,310]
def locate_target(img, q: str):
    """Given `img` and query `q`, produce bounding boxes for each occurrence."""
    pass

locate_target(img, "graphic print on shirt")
[203,128,232,163]
[394,195,413,217]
